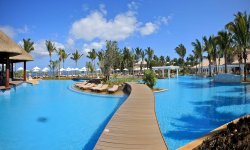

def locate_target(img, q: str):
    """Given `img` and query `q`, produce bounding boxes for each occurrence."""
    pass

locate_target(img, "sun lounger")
[91,84,103,91]
[81,83,96,90]
[96,84,109,92]
[79,83,91,89]
[75,81,87,87]
[108,85,119,93]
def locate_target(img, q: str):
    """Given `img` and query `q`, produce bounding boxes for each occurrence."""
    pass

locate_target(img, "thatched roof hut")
[10,48,33,62]
[0,31,22,56]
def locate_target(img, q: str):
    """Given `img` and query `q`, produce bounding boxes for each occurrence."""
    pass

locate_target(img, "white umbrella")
[60,68,65,71]
[33,66,40,70]
[42,67,49,72]
[32,67,40,75]
[66,67,72,72]
[81,67,87,72]
[17,67,24,71]
[115,68,120,71]
[66,67,72,76]
[32,66,40,77]
[123,68,128,71]
[74,68,79,75]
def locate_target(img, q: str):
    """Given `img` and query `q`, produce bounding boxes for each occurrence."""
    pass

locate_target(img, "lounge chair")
[79,83,91,89]
[81,83,96,90]
[75,81,87,87]
[91,84,103,91]
[96,84,109,92]
[108,85,119,93]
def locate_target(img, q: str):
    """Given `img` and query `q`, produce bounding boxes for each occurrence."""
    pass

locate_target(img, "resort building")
[192,49,250,76]
[0,31,33,89]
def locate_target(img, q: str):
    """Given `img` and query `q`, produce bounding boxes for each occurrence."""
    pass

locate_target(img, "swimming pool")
[155,76,250,150]
[0,80,125,150]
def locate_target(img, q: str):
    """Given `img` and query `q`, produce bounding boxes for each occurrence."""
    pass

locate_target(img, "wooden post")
[24,61,27,81]
[11,62,14,79]
[1,63,3,74]
[5,57,10,88]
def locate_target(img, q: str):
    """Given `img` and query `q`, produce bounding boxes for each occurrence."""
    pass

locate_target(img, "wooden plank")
[94,82,167,150]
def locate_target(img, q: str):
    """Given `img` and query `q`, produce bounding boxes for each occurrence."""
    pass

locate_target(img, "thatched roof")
[10,48,33,62]
[0,30,22,56]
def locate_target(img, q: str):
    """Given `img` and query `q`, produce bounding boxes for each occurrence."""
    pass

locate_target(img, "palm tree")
[49,60,59,77]
[175,44,186,75]
[140,50,145,72]
[70,50,83,67]
[61,51,70,68]
[166,56,171,65]
[159,56,165,66]
[86,61,94,77]
[192,39,203,74]
[87,49,97,72]
[45,40,56,63]
[192,50,199,74]
[210,35,218,74]
[145,47,154,69]
[97,50,104,71]
[134,47,142,63]
[203,36,213,76]
[226,12,250,81]
[217,31,233,73]
[97,50,104,62]
[22,38,34,53]
[130,50,135,76]
[57,48,65,78]
[153,55,159,66]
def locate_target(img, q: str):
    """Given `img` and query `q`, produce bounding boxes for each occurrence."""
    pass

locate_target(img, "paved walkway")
[94,82,167,150]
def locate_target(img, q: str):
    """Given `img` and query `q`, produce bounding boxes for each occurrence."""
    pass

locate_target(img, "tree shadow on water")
[178,81,246,89]
[164,92,250,141]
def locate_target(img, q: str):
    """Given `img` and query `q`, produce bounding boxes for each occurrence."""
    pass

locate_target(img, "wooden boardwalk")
[94,82,167,150]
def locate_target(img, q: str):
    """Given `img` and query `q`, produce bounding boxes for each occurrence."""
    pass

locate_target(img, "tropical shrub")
[142,70,157,88]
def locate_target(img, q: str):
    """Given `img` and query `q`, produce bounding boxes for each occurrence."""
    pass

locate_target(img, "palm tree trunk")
[182,58,185,75]
[244,48,247,81]
[58,62,60,79]
[196,62,198,74]
[209,59,212,77]
[201,58,203,75]
[224,51,227,73]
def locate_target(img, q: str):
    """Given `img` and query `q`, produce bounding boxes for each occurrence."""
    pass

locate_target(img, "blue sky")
[0,0,249,69]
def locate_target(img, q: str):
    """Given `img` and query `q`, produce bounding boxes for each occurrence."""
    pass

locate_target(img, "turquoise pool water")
[0,80,125,150]
[155,76,250,150]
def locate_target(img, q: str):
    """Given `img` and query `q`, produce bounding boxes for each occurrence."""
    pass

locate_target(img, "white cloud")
[69,10,137,41]
[128,1,138,10]
[68,1,171,49]
[67,38,75,47]
[157,16,171,25]
[139,16,171,36]
[0,25,29,38]
[83,41,105,55]
[139,22,158,36]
